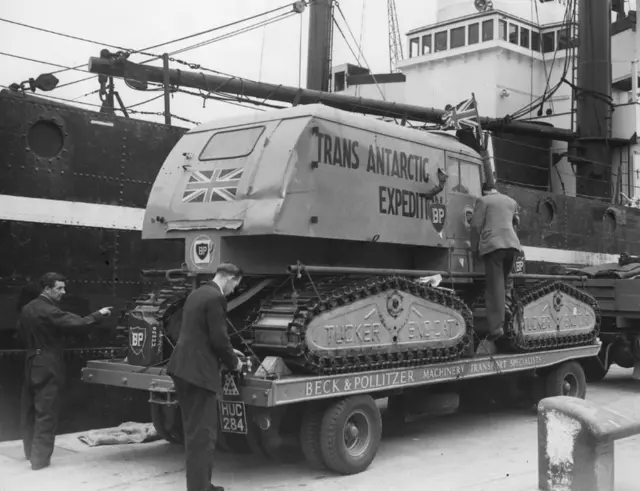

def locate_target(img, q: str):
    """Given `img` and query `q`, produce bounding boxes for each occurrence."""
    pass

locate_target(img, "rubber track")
[246,275,474,375]
[503,280,601,352]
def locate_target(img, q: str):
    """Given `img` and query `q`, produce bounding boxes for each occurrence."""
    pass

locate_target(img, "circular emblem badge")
[553,291,563,312]
[386,291,404,318]
[192,235,214,269]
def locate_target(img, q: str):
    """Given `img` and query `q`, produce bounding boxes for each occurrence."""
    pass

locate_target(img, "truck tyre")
[544,361,587,399]
[300,403,327,470]
[319,395,382,475]
[151,404,184,444]
[581,352,610,382]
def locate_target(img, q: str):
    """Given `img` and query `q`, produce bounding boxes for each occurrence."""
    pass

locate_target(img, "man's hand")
[99,306,113,316]
[235,358,244,372]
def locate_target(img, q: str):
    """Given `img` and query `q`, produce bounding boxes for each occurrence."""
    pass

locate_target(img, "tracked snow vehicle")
[125,103,599,369]
[82,104,602,474]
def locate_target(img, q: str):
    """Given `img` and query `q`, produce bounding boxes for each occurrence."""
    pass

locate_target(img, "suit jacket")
[18,295,102,381]
[470,191,522,257]
[166,282,239,393]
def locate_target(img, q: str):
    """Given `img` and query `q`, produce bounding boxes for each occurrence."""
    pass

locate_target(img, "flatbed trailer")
[81,342,601,475]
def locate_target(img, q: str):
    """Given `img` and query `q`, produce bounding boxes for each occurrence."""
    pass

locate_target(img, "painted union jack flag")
[442,96,480,131]
[181,168,244,203]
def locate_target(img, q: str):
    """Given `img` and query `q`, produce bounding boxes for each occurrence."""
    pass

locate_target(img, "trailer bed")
[82,343,601,407]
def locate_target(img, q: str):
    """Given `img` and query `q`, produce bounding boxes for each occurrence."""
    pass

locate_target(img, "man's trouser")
[172,375,219,491]
[483,248,519,336]
[21,351,63,466]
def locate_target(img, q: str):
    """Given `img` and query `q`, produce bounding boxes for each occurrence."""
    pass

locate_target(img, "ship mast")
[306,0,334,91]
[572,0,613,199]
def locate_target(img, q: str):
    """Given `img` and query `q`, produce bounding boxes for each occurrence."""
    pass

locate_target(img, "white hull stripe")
[0,194,144,231]
[521,246,619,267]
[0,194,623,266]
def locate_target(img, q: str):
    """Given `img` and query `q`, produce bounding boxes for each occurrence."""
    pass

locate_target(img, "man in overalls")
[18,272,112,470]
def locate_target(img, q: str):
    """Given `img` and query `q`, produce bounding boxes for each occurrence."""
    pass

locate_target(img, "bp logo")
[430,203,447,233]
[512,251,526,274]
[192,235,214,267]
[129,327,146,356]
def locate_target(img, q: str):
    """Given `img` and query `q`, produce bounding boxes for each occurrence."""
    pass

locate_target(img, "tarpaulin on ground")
[78,422,160,447]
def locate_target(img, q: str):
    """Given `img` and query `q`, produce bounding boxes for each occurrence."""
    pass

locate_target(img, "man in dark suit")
[18,272,112,470]
[167,262,244,491]
[470,183,522,341]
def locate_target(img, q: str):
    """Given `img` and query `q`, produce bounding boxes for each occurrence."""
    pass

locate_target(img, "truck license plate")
[219,401,247,434]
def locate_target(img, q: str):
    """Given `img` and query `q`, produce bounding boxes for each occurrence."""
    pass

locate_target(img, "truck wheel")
[151,404,184,444]
[319,395,382,475]
[300,403,327,470]
[544,361,587,399]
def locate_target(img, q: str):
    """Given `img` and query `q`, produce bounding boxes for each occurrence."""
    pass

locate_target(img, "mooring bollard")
[537,396,640,491]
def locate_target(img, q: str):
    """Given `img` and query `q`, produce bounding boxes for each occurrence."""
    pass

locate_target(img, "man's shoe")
[31,460,50,471]
[209,486,224,491]
[486,328,504,342]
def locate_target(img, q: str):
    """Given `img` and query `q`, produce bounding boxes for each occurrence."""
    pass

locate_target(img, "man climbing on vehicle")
[470,182,522,341]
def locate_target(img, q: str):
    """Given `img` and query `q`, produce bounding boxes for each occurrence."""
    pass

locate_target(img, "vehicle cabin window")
[200,126,265,161]
[447,158,482,197]
[459,161,482,197]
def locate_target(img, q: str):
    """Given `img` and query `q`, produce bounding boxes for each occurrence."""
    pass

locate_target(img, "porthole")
[537,197,556,225]
[27,120,64,158]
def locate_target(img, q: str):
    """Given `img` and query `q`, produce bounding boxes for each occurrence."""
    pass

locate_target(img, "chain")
[502,280,601,352]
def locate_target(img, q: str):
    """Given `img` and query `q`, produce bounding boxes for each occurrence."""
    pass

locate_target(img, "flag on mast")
[442,93,484,147]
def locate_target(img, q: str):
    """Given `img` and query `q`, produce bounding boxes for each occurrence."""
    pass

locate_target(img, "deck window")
[499,20,507,41]
[422,34,432,55]
[409,37,420,58]
[508,24,519,45]
[200,126,265,161]
[468,23,479,45]
[451,26,466,49]
[520,27,530,48]
[482,19,494,41]
[434,31,448,52]
[542,31,555,53]
[557,28,570,50]
[531,30,541,52]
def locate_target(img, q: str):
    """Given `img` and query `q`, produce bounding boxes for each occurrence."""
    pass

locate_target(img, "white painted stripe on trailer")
[522,246,619,266]
[0,194,144,231]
